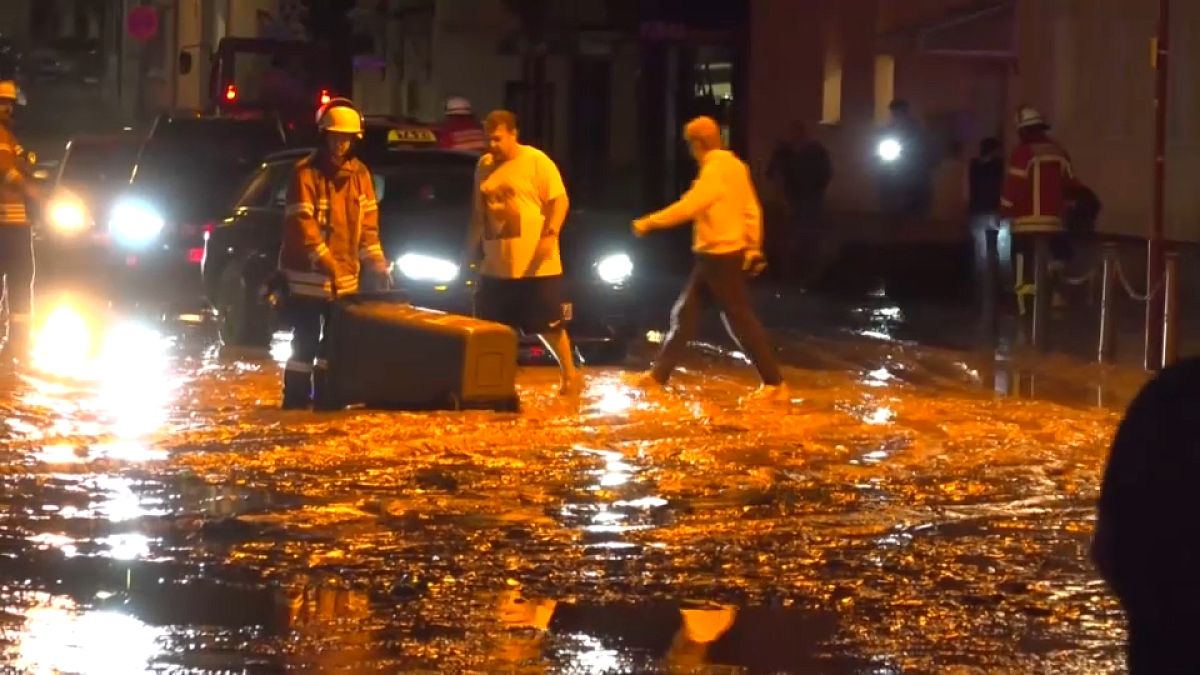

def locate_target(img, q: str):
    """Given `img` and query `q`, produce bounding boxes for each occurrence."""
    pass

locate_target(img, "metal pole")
[1162,250,1180,368]
[1098,243,1118,364]
[1031,235,1051,351]
[1145,0,1170,370]
[981,226,998,348]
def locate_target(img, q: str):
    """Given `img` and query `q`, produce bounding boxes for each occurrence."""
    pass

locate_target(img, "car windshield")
[133,119,286,211]
[60,138,138,186]
[372,154,477,210]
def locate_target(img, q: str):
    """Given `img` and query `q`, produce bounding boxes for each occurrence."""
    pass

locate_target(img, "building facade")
[749,0,1200,243]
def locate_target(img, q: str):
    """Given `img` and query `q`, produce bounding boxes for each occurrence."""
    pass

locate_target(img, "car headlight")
[395,253,459,283]
[47,197,87,235]
[877,138,902,163]
[108,199,164,247]
[596,253,633,285]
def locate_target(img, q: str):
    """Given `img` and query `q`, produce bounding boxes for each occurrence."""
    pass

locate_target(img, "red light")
[320,90,331,106]
[202,222,215,235]
[224,84,237,102]
[529,346,546,357]
[187,247,205,264]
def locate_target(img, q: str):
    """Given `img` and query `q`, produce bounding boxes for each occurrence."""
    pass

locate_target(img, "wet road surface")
[0,293,1132,673]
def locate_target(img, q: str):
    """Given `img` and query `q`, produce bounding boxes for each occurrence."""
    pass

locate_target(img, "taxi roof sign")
[387,127,438,146]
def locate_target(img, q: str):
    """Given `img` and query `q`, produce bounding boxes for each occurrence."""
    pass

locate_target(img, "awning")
[880,0,1015,59]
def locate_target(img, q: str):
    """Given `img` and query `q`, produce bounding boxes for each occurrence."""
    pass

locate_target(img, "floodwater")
[0,293,1132,673]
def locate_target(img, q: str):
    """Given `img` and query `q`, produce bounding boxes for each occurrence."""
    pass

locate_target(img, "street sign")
[127,6,159,43]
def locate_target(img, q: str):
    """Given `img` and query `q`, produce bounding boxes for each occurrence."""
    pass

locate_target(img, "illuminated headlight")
[395,253,459,283]
[47,198,87,235]
[108,199,164,247]
[877,138,902,163]
[596,253,633,284]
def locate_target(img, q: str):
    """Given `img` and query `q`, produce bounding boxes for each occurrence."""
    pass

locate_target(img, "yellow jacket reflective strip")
[286,203,314,217]
[1008,167,1028,178]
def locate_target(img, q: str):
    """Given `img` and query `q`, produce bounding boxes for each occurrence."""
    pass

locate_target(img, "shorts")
[474,274,571,334]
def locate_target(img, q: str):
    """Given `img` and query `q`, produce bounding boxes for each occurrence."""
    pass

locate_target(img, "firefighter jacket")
[0,122,30,226]
[436,115,486,152]
[280,152,386,300]
[1000,138,1075,233]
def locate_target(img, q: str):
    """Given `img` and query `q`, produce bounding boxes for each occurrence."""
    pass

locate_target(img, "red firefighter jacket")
[280,153,385,300]
[1000,137,1075,232]
[436,115,486,152]
[0,123,29,226]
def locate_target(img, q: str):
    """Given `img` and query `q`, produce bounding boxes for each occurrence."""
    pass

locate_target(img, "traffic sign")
[127,6,159,43]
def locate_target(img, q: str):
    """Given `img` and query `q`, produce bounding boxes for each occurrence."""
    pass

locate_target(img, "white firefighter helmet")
[316,98,364,137]
[1016,105,1048,130]
[444,96,472,116]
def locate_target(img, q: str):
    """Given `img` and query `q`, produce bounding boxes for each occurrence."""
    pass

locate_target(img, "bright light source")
[47,198,87,235]
[31,304,94,378]
[396,253,459,283]
[224,84,237,102]
[595,253,633,284]
[320,89,331,106]
[877,138,902,162]
[108,199,164,248]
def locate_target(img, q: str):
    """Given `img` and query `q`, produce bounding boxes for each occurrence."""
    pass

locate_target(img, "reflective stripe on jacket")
[278,153,385,300]
[1000,138,1075,231]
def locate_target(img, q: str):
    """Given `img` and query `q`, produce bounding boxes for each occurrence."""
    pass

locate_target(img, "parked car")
[203,120,639,363]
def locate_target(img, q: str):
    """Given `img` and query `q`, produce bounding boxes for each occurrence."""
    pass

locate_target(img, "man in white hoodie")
[632,116,787,400]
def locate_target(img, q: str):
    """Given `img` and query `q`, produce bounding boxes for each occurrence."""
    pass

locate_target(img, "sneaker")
[741,382,791,404]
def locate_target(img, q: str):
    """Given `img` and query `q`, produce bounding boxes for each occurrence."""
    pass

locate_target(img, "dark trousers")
[282,297,331,406]
[0,226,33,355]
[651,252,783,386]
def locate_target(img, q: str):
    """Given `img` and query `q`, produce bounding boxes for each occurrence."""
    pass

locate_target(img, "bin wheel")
[498,396,521,413]
[447,393,462,411]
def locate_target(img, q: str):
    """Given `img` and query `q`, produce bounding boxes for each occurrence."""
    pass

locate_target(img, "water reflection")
[5,593,164,674]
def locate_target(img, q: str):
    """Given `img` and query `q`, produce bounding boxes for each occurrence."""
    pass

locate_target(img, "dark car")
[107,112,288,307]
[203,127,640,363]
[34,132,142,278]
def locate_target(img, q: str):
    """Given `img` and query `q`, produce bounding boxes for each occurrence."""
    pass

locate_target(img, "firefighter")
[0,80,37,366]
[436,96,486,152]
[1000,105,1076,308]
[278,97,389,410]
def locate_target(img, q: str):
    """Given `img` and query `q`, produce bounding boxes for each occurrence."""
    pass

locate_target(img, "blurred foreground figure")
[0,80,37,366]
[1093,357,1200,673]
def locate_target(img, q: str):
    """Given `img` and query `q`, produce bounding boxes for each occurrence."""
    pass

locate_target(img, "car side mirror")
[178,51,192,75]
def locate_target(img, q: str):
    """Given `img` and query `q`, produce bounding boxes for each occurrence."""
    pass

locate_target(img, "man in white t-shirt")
[464,110,581,396]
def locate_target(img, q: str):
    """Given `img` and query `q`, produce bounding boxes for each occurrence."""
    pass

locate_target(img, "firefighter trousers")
[282,296,331,409]
[0,226,33,357]
[650,251,783,386]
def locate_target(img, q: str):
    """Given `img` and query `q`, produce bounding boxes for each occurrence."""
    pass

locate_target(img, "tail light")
[187,247,205,264]
[224,84,237,102]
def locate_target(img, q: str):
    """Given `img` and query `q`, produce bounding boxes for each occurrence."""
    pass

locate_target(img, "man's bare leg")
[538,329,582,395]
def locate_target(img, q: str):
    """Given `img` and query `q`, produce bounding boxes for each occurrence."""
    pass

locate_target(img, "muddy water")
[0,298,1129,673]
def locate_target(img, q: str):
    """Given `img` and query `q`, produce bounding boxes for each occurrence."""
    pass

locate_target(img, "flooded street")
[0,293,1130,673]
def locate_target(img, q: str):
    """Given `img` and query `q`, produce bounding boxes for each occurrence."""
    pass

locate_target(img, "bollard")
[1031,235,1052,351]
[1098,243,1118,364]
[1161,250,1180,368]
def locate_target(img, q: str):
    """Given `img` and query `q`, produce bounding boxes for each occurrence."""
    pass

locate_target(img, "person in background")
[877,99,936,228]
[631,116,787,402]
[465,109,581,396]
[767,121,832,280]
[967,136,1009,300]
[437,96,487,153]
[1092,357,1200,673]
